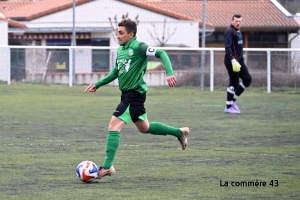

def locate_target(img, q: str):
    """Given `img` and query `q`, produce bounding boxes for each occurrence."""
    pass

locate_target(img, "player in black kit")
[224,14,252,114]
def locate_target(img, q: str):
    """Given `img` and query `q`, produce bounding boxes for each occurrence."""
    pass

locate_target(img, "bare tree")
[109,13,139,43]
[148,18,176,47]
[18,39,51,82]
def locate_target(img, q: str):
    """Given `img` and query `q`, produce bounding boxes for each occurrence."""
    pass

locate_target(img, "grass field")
[0,85,299,200]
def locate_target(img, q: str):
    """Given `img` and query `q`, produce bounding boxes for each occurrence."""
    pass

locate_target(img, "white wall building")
[25,0,199,48]
[5,0,199,80]
[289,13,300,74]
[290,13,300,48]
[0,14,9,82]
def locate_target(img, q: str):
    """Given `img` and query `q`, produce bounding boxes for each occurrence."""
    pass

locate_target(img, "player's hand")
[84,84,97,92]
[167,75,176,87]
[231,59,241,72]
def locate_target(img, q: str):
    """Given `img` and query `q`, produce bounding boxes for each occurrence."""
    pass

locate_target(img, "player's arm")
[224,29,241,72]
[224,28,235,60]
[139,43,174,76]
[139,44,176,87]
[84,65,118,92]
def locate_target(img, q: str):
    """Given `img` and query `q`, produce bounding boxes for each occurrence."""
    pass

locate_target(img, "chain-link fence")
[0,46,299,93]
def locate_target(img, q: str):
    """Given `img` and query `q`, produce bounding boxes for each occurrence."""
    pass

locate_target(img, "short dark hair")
[118,19,137,36]
[232,14,242,20]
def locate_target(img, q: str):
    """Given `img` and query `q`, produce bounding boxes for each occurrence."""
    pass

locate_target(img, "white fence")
[1,46,300,93]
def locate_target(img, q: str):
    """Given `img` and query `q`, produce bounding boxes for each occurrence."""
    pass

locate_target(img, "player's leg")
[224,63,240,113]
[131,90,190,150]
[103,116,125,168]
[234,62,252,100]
[98,102,131,179]
[134,117,190,150]
[135,119,180,137]
[130,91,187,138]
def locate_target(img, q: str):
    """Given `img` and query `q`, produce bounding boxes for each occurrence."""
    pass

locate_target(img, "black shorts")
[113,90,147,123]
[225,61,251,89]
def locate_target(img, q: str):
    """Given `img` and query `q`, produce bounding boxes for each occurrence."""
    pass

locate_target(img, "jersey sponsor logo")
[238,40,243,45]
[128,49,134,56]
[125,59,131,72]
[117,59,131,74]
[146,47,156,57]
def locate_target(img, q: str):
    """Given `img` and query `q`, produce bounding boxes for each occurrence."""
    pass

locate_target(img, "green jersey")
[94,37,174,94]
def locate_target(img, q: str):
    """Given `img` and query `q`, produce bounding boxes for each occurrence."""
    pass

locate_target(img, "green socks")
[102,123,181,169]
[103,131,120,169]
[147,122,182,138]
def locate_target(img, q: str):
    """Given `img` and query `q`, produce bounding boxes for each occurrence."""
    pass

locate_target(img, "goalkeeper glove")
[231,59,241,72]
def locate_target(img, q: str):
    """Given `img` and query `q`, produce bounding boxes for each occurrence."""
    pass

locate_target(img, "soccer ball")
[76,161,98,183]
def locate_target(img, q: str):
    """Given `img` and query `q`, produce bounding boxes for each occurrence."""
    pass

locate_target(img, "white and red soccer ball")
[76,161,98,183]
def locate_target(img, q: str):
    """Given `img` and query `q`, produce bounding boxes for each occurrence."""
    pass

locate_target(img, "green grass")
[0,85,299,200]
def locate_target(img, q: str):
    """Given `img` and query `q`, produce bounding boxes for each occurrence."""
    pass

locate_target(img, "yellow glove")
[231,59,241,72]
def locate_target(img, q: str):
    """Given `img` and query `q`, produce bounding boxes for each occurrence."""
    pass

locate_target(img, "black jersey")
[224,25,244,64]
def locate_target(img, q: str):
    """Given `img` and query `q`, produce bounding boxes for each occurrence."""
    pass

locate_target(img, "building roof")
[2,0,92,21]
[121,0,213,27]
[122,0,300,31]
[0,2,32,13]
[1,0,299,31]
[7,18,27,28]
[0,12,26,28]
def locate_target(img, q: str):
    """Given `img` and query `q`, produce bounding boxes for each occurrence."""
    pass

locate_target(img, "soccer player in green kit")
[84,19,190,179]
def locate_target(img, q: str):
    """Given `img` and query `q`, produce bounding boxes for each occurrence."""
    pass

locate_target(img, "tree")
[148,18,176,47]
